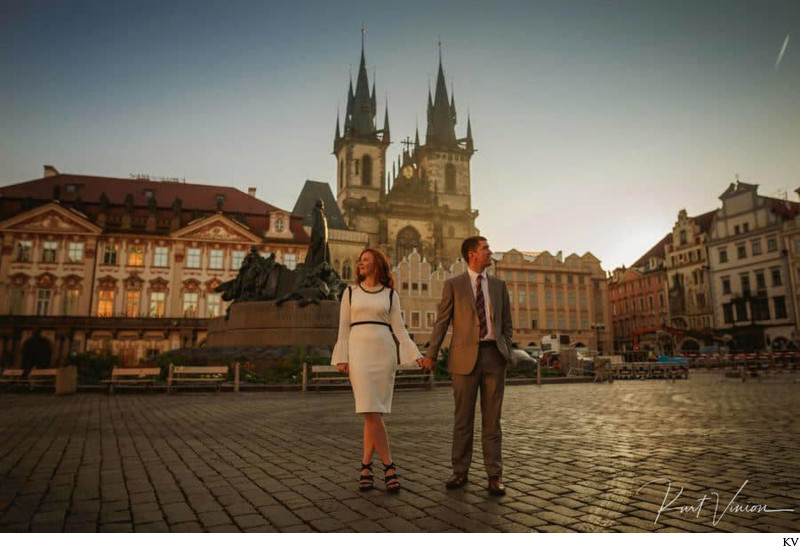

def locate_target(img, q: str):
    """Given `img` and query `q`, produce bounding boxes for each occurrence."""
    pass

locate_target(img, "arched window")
[342,260,352,280]
[362,154,372,187]
[445,163,456,193]
[396,225,422,262]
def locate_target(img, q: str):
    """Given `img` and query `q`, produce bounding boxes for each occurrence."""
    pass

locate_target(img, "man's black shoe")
[445,472,469,489]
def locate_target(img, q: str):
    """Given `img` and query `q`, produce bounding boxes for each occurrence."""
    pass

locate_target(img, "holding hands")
[416,357,435,371]
[336,363,349,374]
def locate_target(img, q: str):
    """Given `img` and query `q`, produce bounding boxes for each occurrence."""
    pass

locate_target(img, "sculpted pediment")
[172,214,260,243]
[0,202,102,234]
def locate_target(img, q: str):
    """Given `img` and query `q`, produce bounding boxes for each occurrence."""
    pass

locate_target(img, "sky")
[2,0,799,272]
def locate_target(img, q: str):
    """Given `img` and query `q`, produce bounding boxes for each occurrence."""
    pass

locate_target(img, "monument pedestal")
[207,300,339,348]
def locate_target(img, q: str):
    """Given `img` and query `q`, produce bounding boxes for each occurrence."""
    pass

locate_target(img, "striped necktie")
[476,274,488,339]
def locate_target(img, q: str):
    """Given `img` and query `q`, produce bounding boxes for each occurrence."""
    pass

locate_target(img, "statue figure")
[306,199,330,268]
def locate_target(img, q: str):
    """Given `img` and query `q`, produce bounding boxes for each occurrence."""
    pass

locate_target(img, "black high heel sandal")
[359,462,374,491]
[383,462,401,493]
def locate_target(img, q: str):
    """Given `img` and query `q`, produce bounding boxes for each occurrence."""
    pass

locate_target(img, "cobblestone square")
[1,373,798,532]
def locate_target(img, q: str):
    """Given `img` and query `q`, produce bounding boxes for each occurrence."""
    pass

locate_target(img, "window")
[149,292,166,318]
[567,275,573,284]
[529,273,536,282]
[284,254,297,270]
[153,246,169,268]
[518,290,526,305]
[752,298,770,321]
[16,240,32,262]
[648,295,654,310]
[42,241,57,263]
[774,296,787,319]
[555,274,562,284]
[209,249,223,270]
[546,314,554,329]
[207,294,222,317]
[97,290,114,317]
[558,313,566,329]
[186,248,201,268]
[232,251,245,271]
[445,164,456,193]
[736,244,746,260]
[752,240,762,256]
[740,274,751,295]
[680,230,687,245]
[723,303,734,324]
[755,271,766,290]
[354,159,360,175]
[362,155,372,186]
[718,248,728,263]
[183,292,198,317]
[579,276,585,284]
[743,223,749,232]
[63,289,80,315]
[735,301,748,322]
[411,311,420,328]
[722,278,731,295]
[544,274,552,284]
[128,246,144,267]
[9,288,24,315]
[67,242,84,263]
[103,246,117,265]
[767,237,778,252]
[771,268,782,287]
[426,312,435,328]
[412,283,419,291]
[531,314,538,329]
[35,289,51,316]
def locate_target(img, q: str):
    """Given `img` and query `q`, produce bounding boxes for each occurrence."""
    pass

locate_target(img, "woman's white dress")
[331,284,421,413]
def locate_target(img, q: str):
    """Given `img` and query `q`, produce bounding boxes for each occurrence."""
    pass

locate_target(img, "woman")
[331,248,422,492]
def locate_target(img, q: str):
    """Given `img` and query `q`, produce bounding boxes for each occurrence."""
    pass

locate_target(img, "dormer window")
[144,189,155,199]
[275,217,285,232]
[66,184,77,193]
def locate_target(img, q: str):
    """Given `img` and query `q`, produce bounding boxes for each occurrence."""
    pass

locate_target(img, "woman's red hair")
[355,248,395,290]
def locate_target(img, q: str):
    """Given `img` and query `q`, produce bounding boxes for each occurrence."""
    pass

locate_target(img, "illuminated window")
[98,290,114,317]
[16,240,32,262]
[232,251,245,270]
[125,291,141,318]
[284,254,296,270]
[67,242,84,262]
[149,292,166,318]
[63,289,80,315]
[209,249,223,270]
[207,294,222,317]
[153,246,169,267]
[42,241,57,263]
[36,289,51,316]
[183,292,198,317]
[128,246,144,267]
[186,248,201,268]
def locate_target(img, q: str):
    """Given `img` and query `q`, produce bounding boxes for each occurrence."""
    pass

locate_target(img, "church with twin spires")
[331,42,479,267]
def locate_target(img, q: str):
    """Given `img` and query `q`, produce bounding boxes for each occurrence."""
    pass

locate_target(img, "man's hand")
[417,357,435,371]
[336,363,349,374]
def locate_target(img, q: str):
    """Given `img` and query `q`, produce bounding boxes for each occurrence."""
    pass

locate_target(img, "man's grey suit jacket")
[426,271,513,375]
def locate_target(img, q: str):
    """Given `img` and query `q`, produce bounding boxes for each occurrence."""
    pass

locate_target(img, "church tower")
[333,37,390,235]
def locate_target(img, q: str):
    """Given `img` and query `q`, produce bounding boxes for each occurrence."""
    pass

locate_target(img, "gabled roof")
[691,209,716,233]
[291,180,348,230]
[632,232,671,269]
[0,173,280,214]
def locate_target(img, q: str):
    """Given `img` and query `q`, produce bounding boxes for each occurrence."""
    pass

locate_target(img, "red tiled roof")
[632,232,671,268]
[0,173,280,214]
[691,209,716,233]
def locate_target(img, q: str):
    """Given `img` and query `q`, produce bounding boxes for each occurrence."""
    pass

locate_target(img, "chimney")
[44,165,59,178]
[248,187,257,197]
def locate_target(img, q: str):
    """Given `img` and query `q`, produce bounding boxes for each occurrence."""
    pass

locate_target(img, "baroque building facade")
[0,166,308,368]
[333,44,478,268]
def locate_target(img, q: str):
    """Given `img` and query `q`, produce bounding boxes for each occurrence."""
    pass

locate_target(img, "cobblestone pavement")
[0,372,799,533]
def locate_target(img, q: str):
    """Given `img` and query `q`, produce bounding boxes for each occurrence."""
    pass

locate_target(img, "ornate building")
[664,209,715,337]
[333,44,478,267]
[608,236,670,353]
[0,166,308,368]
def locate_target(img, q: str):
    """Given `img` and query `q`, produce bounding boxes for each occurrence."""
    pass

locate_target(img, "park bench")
[302,362,434,392]
[28,367,58,389]
[0,368,26,387]
[101,366,163,394]
[167,364,239,393]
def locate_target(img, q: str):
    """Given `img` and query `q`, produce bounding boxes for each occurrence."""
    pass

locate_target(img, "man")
[419,236,513,496]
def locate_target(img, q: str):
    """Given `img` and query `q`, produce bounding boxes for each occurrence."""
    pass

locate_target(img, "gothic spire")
[426,47,457,146]
[465,114,474,151]
[343,32,377,138]
[334,110,341,142]
[382,101,390,144]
